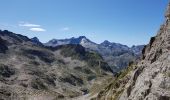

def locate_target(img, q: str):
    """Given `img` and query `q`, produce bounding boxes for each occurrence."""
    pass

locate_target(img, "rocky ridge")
[94,3,170,100]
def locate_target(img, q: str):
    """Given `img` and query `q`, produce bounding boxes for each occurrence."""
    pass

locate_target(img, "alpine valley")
[0,30,143,100]
[0,1,170,100]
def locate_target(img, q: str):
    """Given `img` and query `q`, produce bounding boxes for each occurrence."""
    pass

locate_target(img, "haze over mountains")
[45,36,144,72]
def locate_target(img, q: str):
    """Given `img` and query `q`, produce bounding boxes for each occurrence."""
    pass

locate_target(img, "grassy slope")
[90,62,137,100]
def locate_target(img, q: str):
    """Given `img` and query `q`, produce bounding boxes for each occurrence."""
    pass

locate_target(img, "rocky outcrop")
[119,3,170,100]
[94,2,170,100]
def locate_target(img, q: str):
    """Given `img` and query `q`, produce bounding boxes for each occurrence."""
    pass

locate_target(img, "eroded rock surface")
[119,3,170,100]
[94,3,170,100]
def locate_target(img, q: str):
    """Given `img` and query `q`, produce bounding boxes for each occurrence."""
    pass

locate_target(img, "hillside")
[93,3,170,100]
[0,30,112,100]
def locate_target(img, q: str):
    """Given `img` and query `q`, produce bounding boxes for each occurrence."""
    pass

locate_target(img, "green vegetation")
[115,61,135,79]
[86,52,112,72]
[86,52,102,68]
[86,52,102,60]
[94,61,136,100]
[89,76,114,96]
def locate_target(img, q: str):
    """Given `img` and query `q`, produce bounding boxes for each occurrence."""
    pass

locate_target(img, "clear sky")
[0,0,169,46]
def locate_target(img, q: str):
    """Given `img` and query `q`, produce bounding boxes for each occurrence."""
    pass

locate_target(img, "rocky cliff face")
[94,3,170,100]
[119,17,170,100]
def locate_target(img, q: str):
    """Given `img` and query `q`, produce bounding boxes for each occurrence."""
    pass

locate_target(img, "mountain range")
[0,30,114,100]
[44,36,144,72]
[0,30,144,100]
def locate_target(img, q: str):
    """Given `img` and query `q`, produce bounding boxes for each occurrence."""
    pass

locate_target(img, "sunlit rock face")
[119,3,170,100]
[94,2,170,100]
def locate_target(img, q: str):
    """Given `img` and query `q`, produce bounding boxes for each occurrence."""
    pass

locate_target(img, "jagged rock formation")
[95,3,170,100]
[0,30,112,100]
[45,36,144,72]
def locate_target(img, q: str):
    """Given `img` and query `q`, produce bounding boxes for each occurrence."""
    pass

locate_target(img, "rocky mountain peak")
[31,37,39,41]
[74,36,89,44]
[101,40,111,46]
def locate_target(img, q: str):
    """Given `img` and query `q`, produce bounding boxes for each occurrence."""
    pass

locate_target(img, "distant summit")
[45,36,95,47]
[100,40,112,46]
[31,37,39,42]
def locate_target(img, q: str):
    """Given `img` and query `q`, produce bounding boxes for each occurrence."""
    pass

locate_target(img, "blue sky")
[0,0,168,46]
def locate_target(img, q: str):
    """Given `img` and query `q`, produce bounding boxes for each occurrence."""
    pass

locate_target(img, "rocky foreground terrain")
[92,3,170,100]
[0,30,113,100]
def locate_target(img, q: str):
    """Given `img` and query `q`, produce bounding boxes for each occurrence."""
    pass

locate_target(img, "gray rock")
[119,3,170,100]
